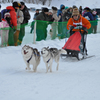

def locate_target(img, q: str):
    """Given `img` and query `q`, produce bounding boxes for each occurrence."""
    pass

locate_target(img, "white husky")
[22,45,40,72]
[41,47,66,73]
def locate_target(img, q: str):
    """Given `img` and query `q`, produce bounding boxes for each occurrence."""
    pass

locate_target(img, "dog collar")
[47,58,51,63]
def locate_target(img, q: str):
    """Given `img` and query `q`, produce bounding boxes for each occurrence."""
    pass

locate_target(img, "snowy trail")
[0,33,100,100]
[0,2,100,100]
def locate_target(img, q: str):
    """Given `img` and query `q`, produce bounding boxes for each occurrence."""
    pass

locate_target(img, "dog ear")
[47,46,49,49]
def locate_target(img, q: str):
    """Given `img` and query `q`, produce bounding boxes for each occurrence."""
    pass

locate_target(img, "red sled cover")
[62,31,81,51]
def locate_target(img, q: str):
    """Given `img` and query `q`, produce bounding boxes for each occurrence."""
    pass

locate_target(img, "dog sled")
[61,25,93,60]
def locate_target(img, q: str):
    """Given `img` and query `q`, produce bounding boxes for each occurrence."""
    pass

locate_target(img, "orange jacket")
[67,15,91,32]
[6,6,17,27]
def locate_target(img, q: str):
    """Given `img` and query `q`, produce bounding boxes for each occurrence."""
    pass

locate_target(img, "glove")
[69,24,76,32]
[17,16,20,18]
[73,24,77,27]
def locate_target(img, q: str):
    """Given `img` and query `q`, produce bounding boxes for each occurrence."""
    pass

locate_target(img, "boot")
[17,40,22,45]
[14,30,20,46]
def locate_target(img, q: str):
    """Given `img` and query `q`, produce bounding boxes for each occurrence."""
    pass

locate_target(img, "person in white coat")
[51,6,61,39]
[13,2,24,46]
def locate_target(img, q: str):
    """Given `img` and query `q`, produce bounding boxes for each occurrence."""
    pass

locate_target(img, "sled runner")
[62,25,88,60]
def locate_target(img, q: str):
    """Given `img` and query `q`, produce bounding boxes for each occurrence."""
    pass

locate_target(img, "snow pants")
[18,27,25,45]
[0,30,9,47]
[14,30,20,46]
[8,28,15,46]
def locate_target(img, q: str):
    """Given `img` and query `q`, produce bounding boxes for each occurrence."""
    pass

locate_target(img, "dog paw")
[50,70,52,72]
[33,70,36,72]
[28,68,31,70]
[26,67,31,70]
[56,67,58,71]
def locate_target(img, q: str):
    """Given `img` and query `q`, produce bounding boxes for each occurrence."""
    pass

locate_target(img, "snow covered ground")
[0,33,100,100]
[0,2,100,100]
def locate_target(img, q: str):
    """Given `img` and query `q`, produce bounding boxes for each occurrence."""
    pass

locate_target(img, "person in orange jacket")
[67,8,91,35]
[67,8,91,55]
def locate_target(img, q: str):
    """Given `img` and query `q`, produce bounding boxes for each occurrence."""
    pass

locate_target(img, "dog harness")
[27,54,33,63]
[46,58,51,63]
[27,52,40,63]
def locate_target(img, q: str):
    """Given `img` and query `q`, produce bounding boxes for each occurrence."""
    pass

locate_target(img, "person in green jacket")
[36,7,51,41]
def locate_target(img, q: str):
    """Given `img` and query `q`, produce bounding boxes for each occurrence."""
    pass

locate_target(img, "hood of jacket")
[52,9,57,14]
[6,6,15,11]
[60,4,64,10]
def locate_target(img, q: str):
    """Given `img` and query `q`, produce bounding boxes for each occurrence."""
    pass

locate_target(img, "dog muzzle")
[41,51,44,55]
[24,50,28,54]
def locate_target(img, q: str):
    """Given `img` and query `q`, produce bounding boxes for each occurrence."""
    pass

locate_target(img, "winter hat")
[73,5,77,9]
[52,6,57,11]
[84,7,91,11]
[4,12,10,19]
[92,11,97,15]
[43,8,49,12]
[20,2,25,6]
[36,9,39,11]
[13,1,21,8]
[72,8,80,16]
[65,6,68,9]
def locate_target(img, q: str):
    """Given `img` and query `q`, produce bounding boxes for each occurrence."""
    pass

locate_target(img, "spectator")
[79,6,82,15]
[83,7,94,34]
[72,5,77,9]
[36,7,50,41]
[30,9,39,34]
[6,3,17,46]
[83,7,94,21]
[13,2,24,46]
[50,6,61,39]
[57,4,65,38]
[92,10,98,34]
[0,5,1,22]
[82,9,86,16]
[0,12,10,47]
[0,5,1,37]
[62,7,73,38]
[62,7,73,22]
[17,2,31,45]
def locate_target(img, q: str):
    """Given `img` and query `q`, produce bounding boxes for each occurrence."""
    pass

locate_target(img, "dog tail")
[59,49,67,55]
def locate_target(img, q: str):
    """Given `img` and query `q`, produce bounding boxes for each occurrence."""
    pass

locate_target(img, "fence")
[0,20,100,46]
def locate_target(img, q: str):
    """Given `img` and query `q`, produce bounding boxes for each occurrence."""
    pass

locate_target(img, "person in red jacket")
[6,2,18,46]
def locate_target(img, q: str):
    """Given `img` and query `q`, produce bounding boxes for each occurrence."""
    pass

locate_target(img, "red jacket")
[6,6,17,27]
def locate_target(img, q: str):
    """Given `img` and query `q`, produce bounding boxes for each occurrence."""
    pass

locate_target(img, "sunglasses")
[73,15,78,17]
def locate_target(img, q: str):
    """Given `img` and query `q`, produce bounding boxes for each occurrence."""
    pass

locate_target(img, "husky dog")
[41,47,66,72]
[22,45,40,72]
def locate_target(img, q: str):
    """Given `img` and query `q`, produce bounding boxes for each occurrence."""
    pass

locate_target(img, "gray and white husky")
[22,45,40,72]
[41,47,66,73]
